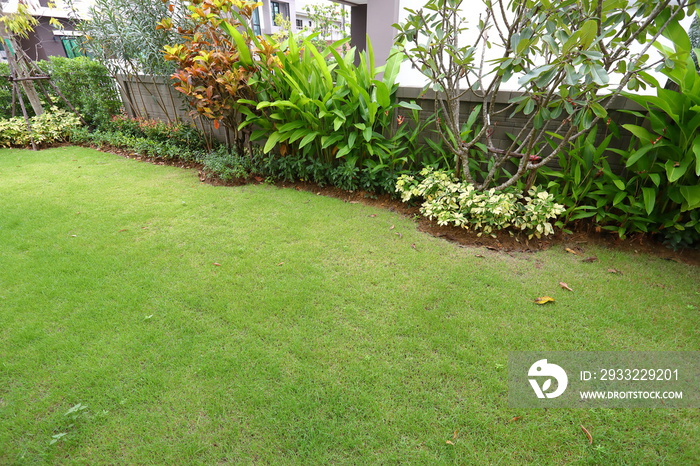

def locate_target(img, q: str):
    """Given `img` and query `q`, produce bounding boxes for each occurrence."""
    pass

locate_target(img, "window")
[295,19,303,30]
[58,36,88,58]
[271,1,289,26]
[251,8,261,36]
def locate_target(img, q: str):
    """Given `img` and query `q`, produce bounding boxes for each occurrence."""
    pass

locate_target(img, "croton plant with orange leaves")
[160,0,281,151]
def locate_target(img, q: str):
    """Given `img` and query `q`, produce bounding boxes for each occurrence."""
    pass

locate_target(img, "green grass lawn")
[1,147,698,464]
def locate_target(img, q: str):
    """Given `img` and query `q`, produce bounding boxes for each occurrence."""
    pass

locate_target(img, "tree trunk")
[0,13,44,116]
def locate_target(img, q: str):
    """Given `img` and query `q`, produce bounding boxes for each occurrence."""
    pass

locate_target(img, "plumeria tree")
[395,0,698,191]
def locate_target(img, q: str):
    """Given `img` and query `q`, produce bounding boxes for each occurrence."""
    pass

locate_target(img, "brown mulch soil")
[102,146,700,267]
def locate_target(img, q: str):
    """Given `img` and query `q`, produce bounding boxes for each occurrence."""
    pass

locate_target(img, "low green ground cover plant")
[69,114,211,162]
[0,147,698,464]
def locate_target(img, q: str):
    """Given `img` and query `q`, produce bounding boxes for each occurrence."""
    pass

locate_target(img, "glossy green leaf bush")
[41,57,122,128]
[235,31,451,193]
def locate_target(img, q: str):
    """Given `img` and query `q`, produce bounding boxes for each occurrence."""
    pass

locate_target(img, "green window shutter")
[59,37,90,59]
[2,38,14,55]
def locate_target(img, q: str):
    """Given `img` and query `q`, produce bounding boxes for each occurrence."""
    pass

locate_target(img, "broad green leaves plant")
[239,34,433,183]
[622,55,700,213]
[244,35,403,162]
[608,48,700,247]
[394,0,699,191]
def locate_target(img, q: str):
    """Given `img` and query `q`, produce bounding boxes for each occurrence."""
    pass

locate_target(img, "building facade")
[0,0,92,62]
[255,0,298,36]
[330,0,401,66]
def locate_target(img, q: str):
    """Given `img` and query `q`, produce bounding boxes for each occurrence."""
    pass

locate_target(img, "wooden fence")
[116,74,644,164]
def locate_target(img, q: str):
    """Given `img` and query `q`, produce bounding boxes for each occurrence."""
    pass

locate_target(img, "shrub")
[537,53,700,248]
[202,147,255,182]
[0,58,120,126]
[0,63,13,120]
[236,32,442,194]
[397,168,564,238]
[244,35,426,173]
[0,118,26,147]
[43,57,122,128]
[0,107,82,147]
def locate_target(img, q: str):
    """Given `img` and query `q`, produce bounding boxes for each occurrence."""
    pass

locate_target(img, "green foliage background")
[0,57,120,127]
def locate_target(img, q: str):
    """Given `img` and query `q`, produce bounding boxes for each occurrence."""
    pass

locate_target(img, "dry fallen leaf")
[580,425,593,445]
[580,256,598,263]
[395,232,403,238]
[445,440,454,445]
[607,268,623,275]
[277,262,284,266]
[509,416,522,423]
[565,247,580,255]
[534,296,555,305]
[453,430,459,439]
[368,214,377,218]
[475,254,485,258]
[213,262,222,266]
[411,243,417,249]
[389,225,395,230]
[559,282,573,292]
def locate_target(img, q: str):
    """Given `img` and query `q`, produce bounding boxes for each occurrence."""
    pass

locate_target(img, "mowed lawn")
[1,147,698,464]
